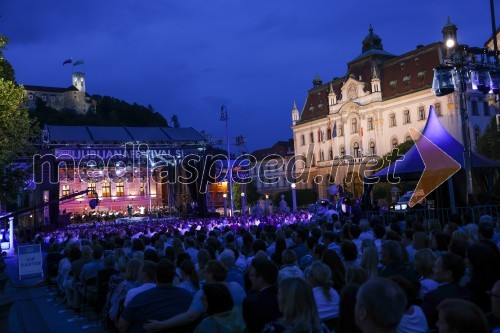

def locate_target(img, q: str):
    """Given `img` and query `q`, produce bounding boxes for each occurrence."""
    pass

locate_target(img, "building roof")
[250,139,294,160]
[43,125,207,144]
[23,85,79,93]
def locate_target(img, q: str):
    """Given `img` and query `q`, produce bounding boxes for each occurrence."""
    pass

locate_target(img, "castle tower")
[292,101,299,125]
[72,72,86,92]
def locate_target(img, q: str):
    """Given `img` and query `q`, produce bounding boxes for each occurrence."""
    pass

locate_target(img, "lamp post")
[220,105,234,217]
[241,192,246,216]
[291,183,297,212]
[223,193,228,218]
[432,25,500,206]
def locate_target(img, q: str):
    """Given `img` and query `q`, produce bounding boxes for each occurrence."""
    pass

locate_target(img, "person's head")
[433,253,465,283]
[92,245,103,260]
[355,277,406,333]
[202,283,234,315]
[390,275,416,311]
[490,279,500,321]
[306,261,333,301]
[249,258,278,291]
[125,258,142,282]
[466,242,500,283]
[414,248,437,277]
[432,232,451,252]
[103,254,116,269]
[436,299,489,333]
[81,245,92,259]
[278,277,322,332]
[204,260,228,283]
[346,266,368,285]
[180,259,200,290]
[337,284,361,333]
[321,248,346,291]
[478,216,494,240]
[282,249,298,266]
[380,240,403,266]
[219,249,236,269]
[360,247,379,279]
[196,248,211,270]
[412,232,429,250]
[155,258,177,284]
[144,248,159,263]
[141,260,157,283]
[341,240,358,261]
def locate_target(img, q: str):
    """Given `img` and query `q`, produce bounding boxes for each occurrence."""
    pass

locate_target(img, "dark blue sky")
[2,0,497,153]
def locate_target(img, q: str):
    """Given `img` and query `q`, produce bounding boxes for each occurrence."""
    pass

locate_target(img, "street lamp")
[223,193,228,217]
[432,22,500,205]
[291,183,297,212]
[241,192,246,216]
[220,105,234,218]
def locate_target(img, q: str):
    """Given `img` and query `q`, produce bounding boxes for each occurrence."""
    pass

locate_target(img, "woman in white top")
[305,261,339,320]
[391,275,428,333]
[414,249,439,299]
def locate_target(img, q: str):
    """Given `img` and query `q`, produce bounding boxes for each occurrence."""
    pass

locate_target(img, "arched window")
[369,142,376,155]
[484,101,490,116]
[339,124,344,137]
[326,128,332,139]
[403,110,410,124]
[368,117,373,130]
[300,134,305,145]
[328,148,333,160]
[435,103,442,116]
[353,142,360,157]
[340,146,345,156]
[474,127,480,145]
[351,118,358,134]
[391,138,399,149]
[310,132,314,143]
[390,113,396,127]
[320,150,325,161]
[418,106,426,120]
[406,135,412,142]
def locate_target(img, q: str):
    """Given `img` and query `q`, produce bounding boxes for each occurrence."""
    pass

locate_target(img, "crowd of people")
[38,210,500,333]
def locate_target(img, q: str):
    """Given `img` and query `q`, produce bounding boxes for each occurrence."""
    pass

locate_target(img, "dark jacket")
[242,284,282,333]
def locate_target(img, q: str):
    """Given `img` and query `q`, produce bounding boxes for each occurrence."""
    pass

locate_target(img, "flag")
[332,121,337,138]
[73,60,84,66]
[62,59,72,66]
[360,126,364,137]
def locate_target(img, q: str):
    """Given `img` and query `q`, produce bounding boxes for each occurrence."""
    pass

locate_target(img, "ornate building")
[249,139,294,195]
[292,21,498,199]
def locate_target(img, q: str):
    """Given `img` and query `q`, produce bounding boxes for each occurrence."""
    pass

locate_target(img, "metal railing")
[364,204,500,227]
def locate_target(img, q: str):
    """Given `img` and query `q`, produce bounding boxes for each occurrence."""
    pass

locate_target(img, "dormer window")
[390,80,397,90]
[403,76,411,88]
[318,103,323,109]
[309,106,315,112]
[418,71,426,83]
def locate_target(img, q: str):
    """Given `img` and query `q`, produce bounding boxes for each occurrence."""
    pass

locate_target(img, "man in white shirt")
[124,260,157,307]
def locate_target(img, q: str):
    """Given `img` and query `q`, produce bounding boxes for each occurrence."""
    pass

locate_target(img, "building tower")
[72,72,86,92]
[442,17,458,48]
[291,101,299,126]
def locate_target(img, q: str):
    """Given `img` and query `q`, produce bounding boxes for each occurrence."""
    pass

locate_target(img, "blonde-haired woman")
[263,277,329,333]
[360,247,379,280]
[306,261,340,322]
[414,248,438,299]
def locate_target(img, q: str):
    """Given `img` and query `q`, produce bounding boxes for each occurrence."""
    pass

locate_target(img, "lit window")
[87,182,96,197]
[62,185,70,197]
[116,179,124,196]
[102,180,111,197]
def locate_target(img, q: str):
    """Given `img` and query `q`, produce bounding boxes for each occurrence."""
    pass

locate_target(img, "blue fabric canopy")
[370,106,500,181]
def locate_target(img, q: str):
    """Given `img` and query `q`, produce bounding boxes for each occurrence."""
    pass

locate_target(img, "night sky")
[1,0,497,153]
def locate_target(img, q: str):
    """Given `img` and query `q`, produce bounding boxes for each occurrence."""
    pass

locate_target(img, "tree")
[0,34,39,209]
[477,115,500,161]
[171,114,180,128]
